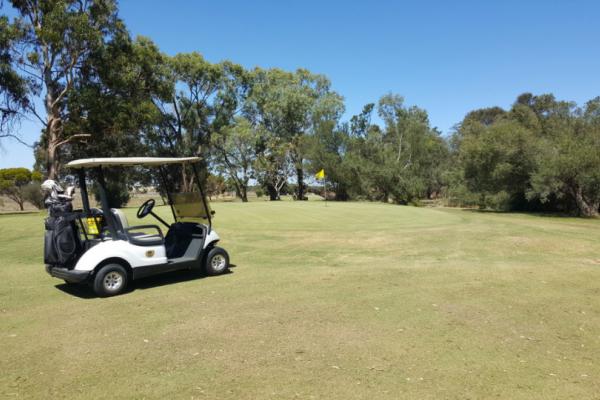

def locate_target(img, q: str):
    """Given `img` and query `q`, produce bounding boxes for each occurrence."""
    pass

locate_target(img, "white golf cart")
[43,157,230,297]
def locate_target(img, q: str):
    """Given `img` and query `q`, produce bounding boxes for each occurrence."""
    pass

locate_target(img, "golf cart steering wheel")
[137,199,155,219]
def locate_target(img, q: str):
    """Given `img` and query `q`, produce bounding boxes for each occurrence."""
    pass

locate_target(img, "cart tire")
[93,263,128,297]
[204,247,229,276]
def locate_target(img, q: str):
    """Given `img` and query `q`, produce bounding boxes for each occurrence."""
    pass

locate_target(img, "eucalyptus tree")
[349,103,375,137]
[342,96,449,204]
[59,35,169,206]
[528,97,600,216]
[244,68,343,200]
[0,15,28,144]
[212,117,258,202]
[458,118,538,209]
[344,104,384,199]
[65,35,165,158]
[147,51,248,189]
[377,94,445,203]
[254,129,293,200]
[305,120,352,200]
[0,167,41,210]
[453,93,600,215]
[4,0,123,178]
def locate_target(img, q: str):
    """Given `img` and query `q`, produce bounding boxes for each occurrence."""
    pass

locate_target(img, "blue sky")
[1,0,599,168]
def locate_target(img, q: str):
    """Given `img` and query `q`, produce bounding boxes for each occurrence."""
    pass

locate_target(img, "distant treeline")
[1,1,599,216]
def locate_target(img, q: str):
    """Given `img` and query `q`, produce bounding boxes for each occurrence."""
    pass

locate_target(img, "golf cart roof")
[66,157,201,169]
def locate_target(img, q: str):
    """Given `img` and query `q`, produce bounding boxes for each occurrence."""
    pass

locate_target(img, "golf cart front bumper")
[46,265,90,283]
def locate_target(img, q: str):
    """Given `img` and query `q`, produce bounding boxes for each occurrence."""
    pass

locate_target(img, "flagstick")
[324,179,327,207]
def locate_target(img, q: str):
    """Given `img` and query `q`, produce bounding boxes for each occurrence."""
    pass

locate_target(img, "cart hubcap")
[211,254,226,271]
[104,271,123,291]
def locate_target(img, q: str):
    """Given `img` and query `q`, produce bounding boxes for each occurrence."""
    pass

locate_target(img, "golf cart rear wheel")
[93,263,128,297]
[204,247,229,276]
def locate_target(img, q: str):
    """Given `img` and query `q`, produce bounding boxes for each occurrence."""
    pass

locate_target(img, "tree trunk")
[230,177,248,202]
[266,183,279,201]
[381,191,389,203]
[240,171,249,203]
[232,182,242,200]
[479,193,487,210]
[335,184,350,201]
[45,116,61,180]
[573,186,599,217]
[296,166,306,200]
[181,167,189,192]
[44,76,63,180]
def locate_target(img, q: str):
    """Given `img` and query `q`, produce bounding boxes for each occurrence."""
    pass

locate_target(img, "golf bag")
[42,180,81,266]
[44,214,81,265]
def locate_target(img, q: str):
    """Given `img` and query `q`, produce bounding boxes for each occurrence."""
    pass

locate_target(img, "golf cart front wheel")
[205,247,229,276]
[93,263,128,297]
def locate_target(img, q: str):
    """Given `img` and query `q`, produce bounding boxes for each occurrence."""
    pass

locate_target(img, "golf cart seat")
[110,208,164,246]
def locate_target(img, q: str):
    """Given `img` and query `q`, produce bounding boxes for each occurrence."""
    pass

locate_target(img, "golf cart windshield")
[171,191,213,224]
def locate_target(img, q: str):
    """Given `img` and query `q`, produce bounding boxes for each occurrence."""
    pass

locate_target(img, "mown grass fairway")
[1,202,600,399]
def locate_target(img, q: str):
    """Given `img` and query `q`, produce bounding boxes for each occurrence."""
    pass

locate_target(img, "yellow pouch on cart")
[86,217,100,235]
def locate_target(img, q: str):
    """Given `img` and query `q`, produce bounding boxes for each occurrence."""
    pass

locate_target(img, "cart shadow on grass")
[55,264,237,299]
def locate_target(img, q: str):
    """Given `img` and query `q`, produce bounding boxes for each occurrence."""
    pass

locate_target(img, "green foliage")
[528,97,600,216]
[212,117,258,202]
[453,93,600,216]
[0,15,28,138]
[459,119,538,209]
[253,129,292,201]
[305,120,352,200]
[0,167,31,186]
[66,36,162,163]
[92,171,131,208]
[143,50,248,188]
[245,68,344,200]
[340,94,448,204]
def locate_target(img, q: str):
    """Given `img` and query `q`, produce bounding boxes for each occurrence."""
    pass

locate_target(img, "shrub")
[0,168,38,211]
[22,183,44,209]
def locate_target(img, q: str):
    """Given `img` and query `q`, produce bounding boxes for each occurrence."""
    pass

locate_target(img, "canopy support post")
[159,166,178,223]
[191,163,212,233]
[78,169,90,214]
[96,167,118,240]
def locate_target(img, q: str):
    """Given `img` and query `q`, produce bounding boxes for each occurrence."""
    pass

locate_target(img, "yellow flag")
[315,169,325,180]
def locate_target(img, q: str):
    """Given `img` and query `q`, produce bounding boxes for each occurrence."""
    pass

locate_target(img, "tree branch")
[50,51,80,109]
[0,132,34,148]
[25,103,47,125]
[54,133,91,148]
